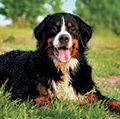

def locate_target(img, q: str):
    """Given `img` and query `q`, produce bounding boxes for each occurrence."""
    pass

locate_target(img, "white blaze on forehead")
[61,17,66,31]
[53,16,72,48]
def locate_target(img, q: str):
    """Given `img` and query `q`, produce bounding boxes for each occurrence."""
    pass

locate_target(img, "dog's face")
[34,13,92,66]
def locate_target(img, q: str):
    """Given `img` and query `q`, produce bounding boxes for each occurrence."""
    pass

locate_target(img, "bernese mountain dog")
[0,13,120,112]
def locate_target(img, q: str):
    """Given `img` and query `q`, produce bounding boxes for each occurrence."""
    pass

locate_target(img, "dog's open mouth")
[54,47,72,63]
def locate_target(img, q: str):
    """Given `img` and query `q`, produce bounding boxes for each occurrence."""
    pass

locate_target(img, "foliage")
[0,0,63,27]
[74,0,120,35]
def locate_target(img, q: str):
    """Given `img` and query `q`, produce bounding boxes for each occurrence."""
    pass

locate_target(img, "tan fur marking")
[37,83,49,96]
[56,21,61,26]
[68,22,72,27]
[72,39,79,58]
[47,38,53,44]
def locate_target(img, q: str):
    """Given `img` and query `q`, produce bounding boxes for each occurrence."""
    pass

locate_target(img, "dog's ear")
[73,15,92,44]
[34,15,51,41]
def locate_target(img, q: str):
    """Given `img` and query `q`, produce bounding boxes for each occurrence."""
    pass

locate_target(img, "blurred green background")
[0,0,120,35]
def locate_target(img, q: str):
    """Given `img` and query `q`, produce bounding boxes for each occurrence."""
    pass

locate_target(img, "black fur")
[0,49,63,100]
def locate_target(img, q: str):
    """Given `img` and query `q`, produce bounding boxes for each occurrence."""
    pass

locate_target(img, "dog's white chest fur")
[52,74,78,100]
[52,58,79,100]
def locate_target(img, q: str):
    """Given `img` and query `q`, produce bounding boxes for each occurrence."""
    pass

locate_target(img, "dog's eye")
[69,27,77,33]
[49,26,59,36]
[52,26,58,32]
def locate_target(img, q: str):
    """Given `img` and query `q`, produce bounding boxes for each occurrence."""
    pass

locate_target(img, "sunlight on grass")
[88,33,120,77]
[0,27,36,53]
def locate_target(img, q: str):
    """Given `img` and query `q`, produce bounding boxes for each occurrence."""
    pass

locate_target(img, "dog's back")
[0,50,26,85]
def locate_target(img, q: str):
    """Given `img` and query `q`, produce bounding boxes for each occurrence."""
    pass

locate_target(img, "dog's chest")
[52,73,78,101]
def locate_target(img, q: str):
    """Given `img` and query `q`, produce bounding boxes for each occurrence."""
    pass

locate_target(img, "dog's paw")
[34,97,50,107]
[108,100,120,113]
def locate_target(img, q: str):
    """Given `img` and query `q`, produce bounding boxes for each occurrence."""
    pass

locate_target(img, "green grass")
[88,27,120,77]
[0,88,117,119]
[0,27,120,118]
[0,27,36,52]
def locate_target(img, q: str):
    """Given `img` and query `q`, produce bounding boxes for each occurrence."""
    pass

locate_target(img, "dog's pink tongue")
[58,49,71,63]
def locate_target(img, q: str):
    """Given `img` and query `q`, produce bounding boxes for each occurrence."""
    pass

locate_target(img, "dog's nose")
[59,35,70,44]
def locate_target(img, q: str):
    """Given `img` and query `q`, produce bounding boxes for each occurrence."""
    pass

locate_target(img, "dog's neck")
[54,58,79,74]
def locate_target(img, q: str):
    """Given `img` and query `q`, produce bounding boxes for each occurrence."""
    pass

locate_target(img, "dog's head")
[34,13,92,67]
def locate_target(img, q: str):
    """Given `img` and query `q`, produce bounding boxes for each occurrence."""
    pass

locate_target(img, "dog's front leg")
[34,83,51,107]
[79,92,100,105]
[34,96,50,107]
[79,90,120,113]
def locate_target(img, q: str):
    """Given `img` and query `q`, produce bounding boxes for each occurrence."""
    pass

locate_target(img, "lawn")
[0,27,120,118]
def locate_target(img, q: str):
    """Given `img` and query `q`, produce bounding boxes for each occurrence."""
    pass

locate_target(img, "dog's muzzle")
[53,33,72,63]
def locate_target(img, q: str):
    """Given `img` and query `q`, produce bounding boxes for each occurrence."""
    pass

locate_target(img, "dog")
[0,13,120,112]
